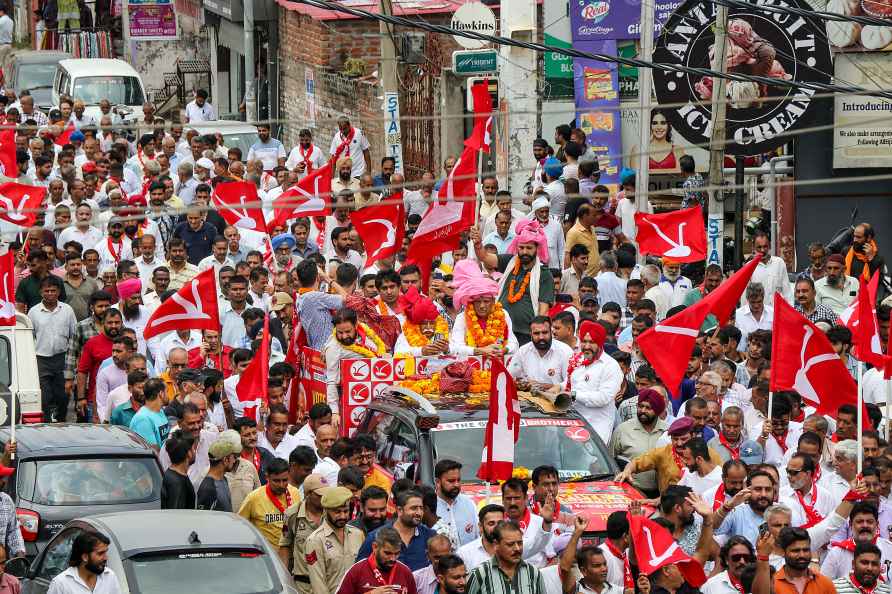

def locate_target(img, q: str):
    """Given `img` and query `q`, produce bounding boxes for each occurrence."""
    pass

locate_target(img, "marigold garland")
[505,260,532,304]
[297,287,313,295]
[402,316,450,347]
[465,301,507,348]
[336,323,387,358]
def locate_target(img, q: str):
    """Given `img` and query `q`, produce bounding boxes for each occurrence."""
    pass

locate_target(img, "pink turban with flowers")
[452,260,499,310]
[508,219,549,264]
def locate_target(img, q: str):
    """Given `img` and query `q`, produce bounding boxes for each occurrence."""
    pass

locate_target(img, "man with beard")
[701,536,755,594]
[164,238,199,291]
[76,308,123,421]
[754,393,802,466]
[822,502,892,582]
[568,320,624,445]
[575,546,623,594]
[188,328,232,378]
[109,370,148,427]
[238,458,302,548]
[375,270,405,322]
[331,156,360,194]
[94,217,134,272]
[775,527,837,594]
[305,486,364,594]
[833,543,891,594]
[115,278,150,350]
[609,389,669,497]
[48,531,121,594]
[29,277,77,423]
[700,460,749,515]
[466,521,546,594]
[714,470,779,544]
[279,474,327,593]
[94,336,135,423]
[678,437,722,496]
[498,478,553,567]
[845,223,887,283]
[286,129,328,179]
[708,407,763,463]
[507,316,573,391]
[436,460,479,549]
[780,454,836,529]
[457,504,505,572]
[657,259,694,309]
[63,252,100,322]
[339,527,415,594]
[357,489,434,571]
[349,486,389,535]
[815,254,859,316]
[472,219,556,345]
[435,555,467,594]
[330,116,372,178]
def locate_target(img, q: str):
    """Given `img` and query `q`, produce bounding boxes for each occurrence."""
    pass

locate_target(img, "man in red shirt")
[592,185,626,253]
[76,308,123,422]
[337,527,417,594]
[188,328,232,377]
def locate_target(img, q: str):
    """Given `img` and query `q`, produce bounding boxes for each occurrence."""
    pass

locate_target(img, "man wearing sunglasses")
[700,536,754,594]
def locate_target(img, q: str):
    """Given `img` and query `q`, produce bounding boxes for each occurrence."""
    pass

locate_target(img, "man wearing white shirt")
[256,406,301,459]
[658,260,694,309]
[500,478,553,567]
[247,124,286,172]
[329,116,371,178]
[457,504,505,571]
[748,231,793,304]
[94,218,133,271]
[312,424,340,484]
[736,284,774,353]
[595,253,628,307]
[435,460,480,549]
[285,129,328,178]
[154,330,201,373]
[700,537,757,594]
[678,437,723,496]
[174,162,199,206]
[569,320,624,445]
[528,197,564,271]
[46,531,122,594]
[815,253,860,316]
[752,392,803,467]
[198,236,235,274]
[184,89,217,123]
[507,316,572,390]
[57,204,103,251]
[780,453,836,528]
[293,403,332,451]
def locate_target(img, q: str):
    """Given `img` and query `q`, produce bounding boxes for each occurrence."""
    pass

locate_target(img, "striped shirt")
[832,575,890,594]
[467,558,546,594]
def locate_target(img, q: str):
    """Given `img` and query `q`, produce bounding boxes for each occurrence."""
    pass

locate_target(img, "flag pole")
[475,149,483,224]
[886,377,892,442]
[858,360,864,474]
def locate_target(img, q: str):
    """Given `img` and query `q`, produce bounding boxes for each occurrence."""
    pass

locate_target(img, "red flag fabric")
[841,272,887,371]
[465,79,493,152]
[212,181,267,231]
[637,255,761,391]
[477,356,520,482]
[406,146,477,291]
[770,295,857,416]
[0,128,14,178]
[270,161,334,230]
[236,315,270,420]
[0,183,47,228]
[634,207,707,263]
[142,268,220,340]
[55,122,75,146]
[0,250,15,326]
[350,200,406,268]
[628,514,707,587]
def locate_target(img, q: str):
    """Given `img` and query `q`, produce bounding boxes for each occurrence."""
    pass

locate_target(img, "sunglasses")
[730,554,754,563]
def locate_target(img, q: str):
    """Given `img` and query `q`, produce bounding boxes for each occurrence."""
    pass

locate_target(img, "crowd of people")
[0,92,889,594]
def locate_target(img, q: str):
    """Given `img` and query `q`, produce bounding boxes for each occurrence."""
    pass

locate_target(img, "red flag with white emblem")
[770,295,857,416]
[628,514,707,586]
[477,357,520,482]
[212,181,267,232]
[55,121,76,147]
[0,128,14,178]
[0,182,47,228]
[0,250,15,326]
[634,207,707,263]
[236,315,269,420]
[840,272,888,371]
[270,161,334,230]
[142,268,220,340]
[350,200,406,268]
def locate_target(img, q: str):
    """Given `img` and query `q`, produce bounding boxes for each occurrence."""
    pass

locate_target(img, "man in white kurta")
[507,317,572,389]
[569,320,624,445]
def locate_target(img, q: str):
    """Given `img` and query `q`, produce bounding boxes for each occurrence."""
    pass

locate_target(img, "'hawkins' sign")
[652,0,831,155]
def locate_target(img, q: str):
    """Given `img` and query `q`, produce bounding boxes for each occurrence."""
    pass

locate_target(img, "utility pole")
[635,0,654,217]
[244,0,256,123]
[707,4,729,270]
[379,0,404,174]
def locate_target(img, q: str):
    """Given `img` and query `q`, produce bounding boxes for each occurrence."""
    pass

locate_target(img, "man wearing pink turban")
[470,218,555,345]
[448,260,519,357]
[116,277,151,353]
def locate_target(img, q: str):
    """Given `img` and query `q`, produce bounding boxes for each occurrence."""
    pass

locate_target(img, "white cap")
[531,196,550,212]
[196,157,215,170]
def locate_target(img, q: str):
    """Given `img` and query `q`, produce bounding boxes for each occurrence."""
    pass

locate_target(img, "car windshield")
[220,132,257,156]
[16,63,57,89]
[127,550,281,594]
[72,76,144,106]
[24,457,160,505]
[432,419,613,482]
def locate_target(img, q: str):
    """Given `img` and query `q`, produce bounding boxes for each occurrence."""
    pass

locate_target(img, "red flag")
[638,255,761,391]
[142,268,220,340]
[0,128,14,178]
[270,161,334,230]
[0,250,15,326]
[628,514,707,587]
[634,207,707,263]
[350,200,405,268]
[406,146,477,292]
[236,315,270,420]
[0,183,47,228]
[465,79,493,152]
[212,181,267,232]
[770,295,857,416]
[841,272,888,371]
[477,357,520,482]
[55,121,76,146]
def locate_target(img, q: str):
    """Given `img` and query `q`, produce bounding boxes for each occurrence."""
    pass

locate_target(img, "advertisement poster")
[833,53,892,168]
[573,39,622,184]
[824,0,892,52]
[619,102,709,172]
[568,0,683,41]
[128,0,178,40]
[652,0,831,155]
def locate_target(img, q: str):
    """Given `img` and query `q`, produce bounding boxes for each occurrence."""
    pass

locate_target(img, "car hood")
[461,481,648,532]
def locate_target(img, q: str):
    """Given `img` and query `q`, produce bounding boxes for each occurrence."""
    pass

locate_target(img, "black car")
[0,424,162,557]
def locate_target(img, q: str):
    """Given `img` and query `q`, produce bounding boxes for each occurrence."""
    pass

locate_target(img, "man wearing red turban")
[393,287,449,356]
[566,319,624,445]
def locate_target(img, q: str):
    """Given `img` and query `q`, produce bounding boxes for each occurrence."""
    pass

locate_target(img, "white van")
[0,313,41,424]
[52,58,147,125]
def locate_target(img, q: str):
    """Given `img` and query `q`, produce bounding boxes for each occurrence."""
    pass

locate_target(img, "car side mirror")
[4,556,29,578]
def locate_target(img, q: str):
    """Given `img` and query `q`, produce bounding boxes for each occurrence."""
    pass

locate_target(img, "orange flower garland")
[505,260,532,304]
[465,301,507,347]
[402,316,450,347]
